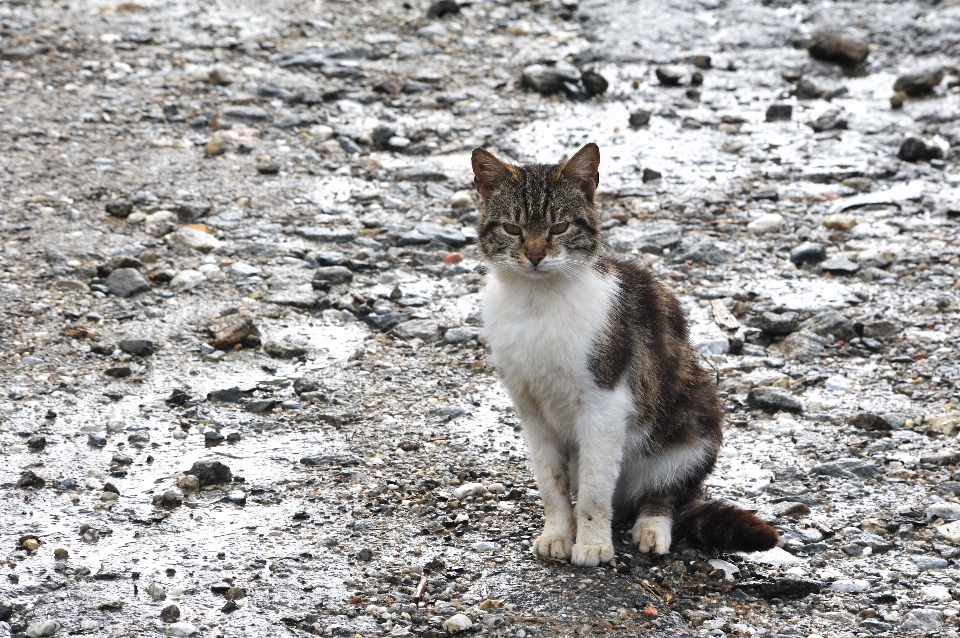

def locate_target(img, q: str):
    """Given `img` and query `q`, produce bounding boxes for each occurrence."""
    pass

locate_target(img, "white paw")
[533,533,573,560]
[571,542,615,567]
[632,515,673,554]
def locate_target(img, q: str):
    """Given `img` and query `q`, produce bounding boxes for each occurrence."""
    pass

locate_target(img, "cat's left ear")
[558,143,600,199]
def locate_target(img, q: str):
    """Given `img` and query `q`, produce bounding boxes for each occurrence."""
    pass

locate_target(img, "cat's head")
[471,143,601,278]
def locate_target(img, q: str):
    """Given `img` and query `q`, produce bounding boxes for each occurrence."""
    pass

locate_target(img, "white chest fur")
[481,267,618,425]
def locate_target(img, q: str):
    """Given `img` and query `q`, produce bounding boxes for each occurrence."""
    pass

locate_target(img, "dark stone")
[752,189,779,201]
[0,598,11,621]
[204,431,225,444]
[894,67,943,96]
[671,239,730,265]
[356,548,374,562]
[27,436,46,450]
[521,62,581,95]
[365,312,410,332]
[629,109,652,128]
[293,377,322,395]
[808,31,870,67]
[898,137,944,162]
[811,457,879,479]
[186,460,233,486]
[208,387,243,403]
[295,227,358,243]
[737,578,822,600]
[581,70,609,96]
[819,255,859,275]
[758,311,798,335]
[161,604,180,622]
[274,113,317,129]
[103,482,120,495]
[789,242,826,266]
[222,600,240,613]
[655,67,684,86]
[88,433,107,447]
[809,108,847,132]
[338,137,362,154]
[691,55,711,69]
[244,400,280,413]
[256,161,281,175]
[765,103,792,122]
[850,413,892,432]
[642,168,662,182]
[794,78,824,100]
[105,268,151,297]
[263,340,308,359]
[393,167,449,182]
[802,312,857,341]
[301,454,361,467]
[311,266,353,291]
[220,105,268,124]
[165,389,192,406]
[747,387,802,413]
[119,339,154,357]
[17,470,45,489]
[105,200,133,217]
[128,432,150,447]
[371,124,396,148]
[175,200,212,222]
[427,0,460,18]
[293,511,311,521]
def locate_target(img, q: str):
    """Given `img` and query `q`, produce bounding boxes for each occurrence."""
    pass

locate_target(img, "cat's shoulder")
[593,254,657,288]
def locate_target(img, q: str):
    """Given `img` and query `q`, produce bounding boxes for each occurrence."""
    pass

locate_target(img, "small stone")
[581,70,609,96]
[521,61,581,95]
[166,622,198,637]
[311,266,353,291]
[356,548,374,562]
[747,213,784,234]
[206,66,236,86]
[774,502,811,518]
[453,482,488,499]
[819,255,859,275]
[263,339,307,359]
[27,436,46,450]
[105,268,151,297]
[629,109,652,128]
[811,458,879,479]
[747,387,802,413]
[160,604,180,622]
[794,78,824,100]
[392,319,442,342]
[22,538,39,552]
[926,503,960,521]
[161,490,183,508]
[898,137,944,162]
[442,326,482,345]
[850,413,892,432]
[105,200,133,217]
[427,0,460,18]
[471,541,500,552]
[256,160,280,175]
[87,433,108,446]
[168,270,206,293]
[208,387,244,403]
[857,247,894,268]
[178,475,200,491]
[186,460,232,487]
[758,311,798,335]
[789,242,827,266]
[642,168,662,182]
[809,108,847,132]
[211,314,260,350]
[808,31,870,66]
[890,90,907,109]
[172,227,223,253]
[148,582,166,601]
[894,67,943,96]
[823,213,857,230]
[900,609,944,633]
[828,578,870,593]
[442,613,473,633]
[54,548,69,560]
[224,587,246,600]
[922,585,952,602]
[450,190,474,208]
[225,490,247,505]
[936,521,960,543]
[104,366,132,378]
[118,339,154,357]
[221,600,240,613]
[765,103,792,121]
[655,66,684,86]
[24,621,62,637]
[175,201,212,223]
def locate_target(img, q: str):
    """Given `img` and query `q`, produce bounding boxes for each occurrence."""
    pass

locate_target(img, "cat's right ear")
[472,148,517,200]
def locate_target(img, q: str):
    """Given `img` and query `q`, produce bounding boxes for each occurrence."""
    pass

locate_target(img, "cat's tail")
[675,500,779,553]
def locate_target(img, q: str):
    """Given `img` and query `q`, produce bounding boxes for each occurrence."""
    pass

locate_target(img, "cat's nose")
[526,251,545,266]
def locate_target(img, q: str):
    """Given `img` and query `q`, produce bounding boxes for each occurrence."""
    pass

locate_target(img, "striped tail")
[676,500,779,553]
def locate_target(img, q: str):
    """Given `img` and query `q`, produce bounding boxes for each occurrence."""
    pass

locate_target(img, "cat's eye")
[550,221,570,235]
[503,223,522,236]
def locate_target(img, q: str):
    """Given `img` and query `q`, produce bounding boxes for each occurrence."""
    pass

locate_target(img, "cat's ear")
[558,143,600,199]
[472,148,518,200]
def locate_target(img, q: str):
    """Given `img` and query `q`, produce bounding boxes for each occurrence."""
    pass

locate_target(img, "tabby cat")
[472,143,778,566]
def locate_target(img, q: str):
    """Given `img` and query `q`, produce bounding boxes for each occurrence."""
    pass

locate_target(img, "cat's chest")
[482,272,616,383]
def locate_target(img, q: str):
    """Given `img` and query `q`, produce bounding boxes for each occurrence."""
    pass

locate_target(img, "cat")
[471,143,779,567]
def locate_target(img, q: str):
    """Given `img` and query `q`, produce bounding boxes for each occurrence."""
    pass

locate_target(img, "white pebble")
[747,213,784,234]
[453,482,487,500]
[442,613,473,633]
[166,622,198,637]
[828,578,870,593]
[25,621,62,637]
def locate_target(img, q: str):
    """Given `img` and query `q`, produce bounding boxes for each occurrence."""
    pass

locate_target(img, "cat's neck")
[487,257,600,293]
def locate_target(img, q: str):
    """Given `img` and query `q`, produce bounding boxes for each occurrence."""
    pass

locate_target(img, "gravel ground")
[2,0,960,637]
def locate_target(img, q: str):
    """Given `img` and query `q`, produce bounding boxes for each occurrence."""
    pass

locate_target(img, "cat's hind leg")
[632,502,674,555]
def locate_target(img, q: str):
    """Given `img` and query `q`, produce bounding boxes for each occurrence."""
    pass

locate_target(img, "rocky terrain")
[2,0,960,636]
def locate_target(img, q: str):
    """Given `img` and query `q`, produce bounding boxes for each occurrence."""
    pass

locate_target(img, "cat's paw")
[570,542,615,567]
[533,534,573,560]
[632,515,672,554]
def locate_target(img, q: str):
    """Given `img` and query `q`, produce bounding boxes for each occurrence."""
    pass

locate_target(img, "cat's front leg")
[570,404,628,567]
[520,412,575,560]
